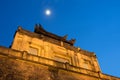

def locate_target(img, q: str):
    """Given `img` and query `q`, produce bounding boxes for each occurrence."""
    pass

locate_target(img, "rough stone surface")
[0,56,51,80]
[0,55,84,80]
[0,53,119,80]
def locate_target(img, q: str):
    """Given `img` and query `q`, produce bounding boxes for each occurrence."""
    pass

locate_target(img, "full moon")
[45,9,51,16]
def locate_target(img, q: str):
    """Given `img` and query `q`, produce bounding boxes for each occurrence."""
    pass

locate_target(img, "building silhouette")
[0,24,119,80]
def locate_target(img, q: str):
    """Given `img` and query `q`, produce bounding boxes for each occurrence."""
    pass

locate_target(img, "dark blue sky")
[0,0,120,77]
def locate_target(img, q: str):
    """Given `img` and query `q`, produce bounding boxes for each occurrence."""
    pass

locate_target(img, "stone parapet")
[0,46,119,80]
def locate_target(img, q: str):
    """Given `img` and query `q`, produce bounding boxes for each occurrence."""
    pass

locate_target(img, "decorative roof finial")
[63,34,68,40]
[69,39,76,45]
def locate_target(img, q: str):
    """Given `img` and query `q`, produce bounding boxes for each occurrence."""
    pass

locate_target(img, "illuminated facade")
[0,24,119,80]
[12,24,101,72]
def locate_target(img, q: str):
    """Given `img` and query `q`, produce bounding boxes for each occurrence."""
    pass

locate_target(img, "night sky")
[0,0,120,77]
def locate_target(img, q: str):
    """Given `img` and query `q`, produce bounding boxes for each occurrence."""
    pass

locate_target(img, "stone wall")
[0,46,119,80]
[11,28,101,72]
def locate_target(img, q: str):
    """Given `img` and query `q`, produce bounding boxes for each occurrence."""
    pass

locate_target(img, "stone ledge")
[0,46,120,80]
